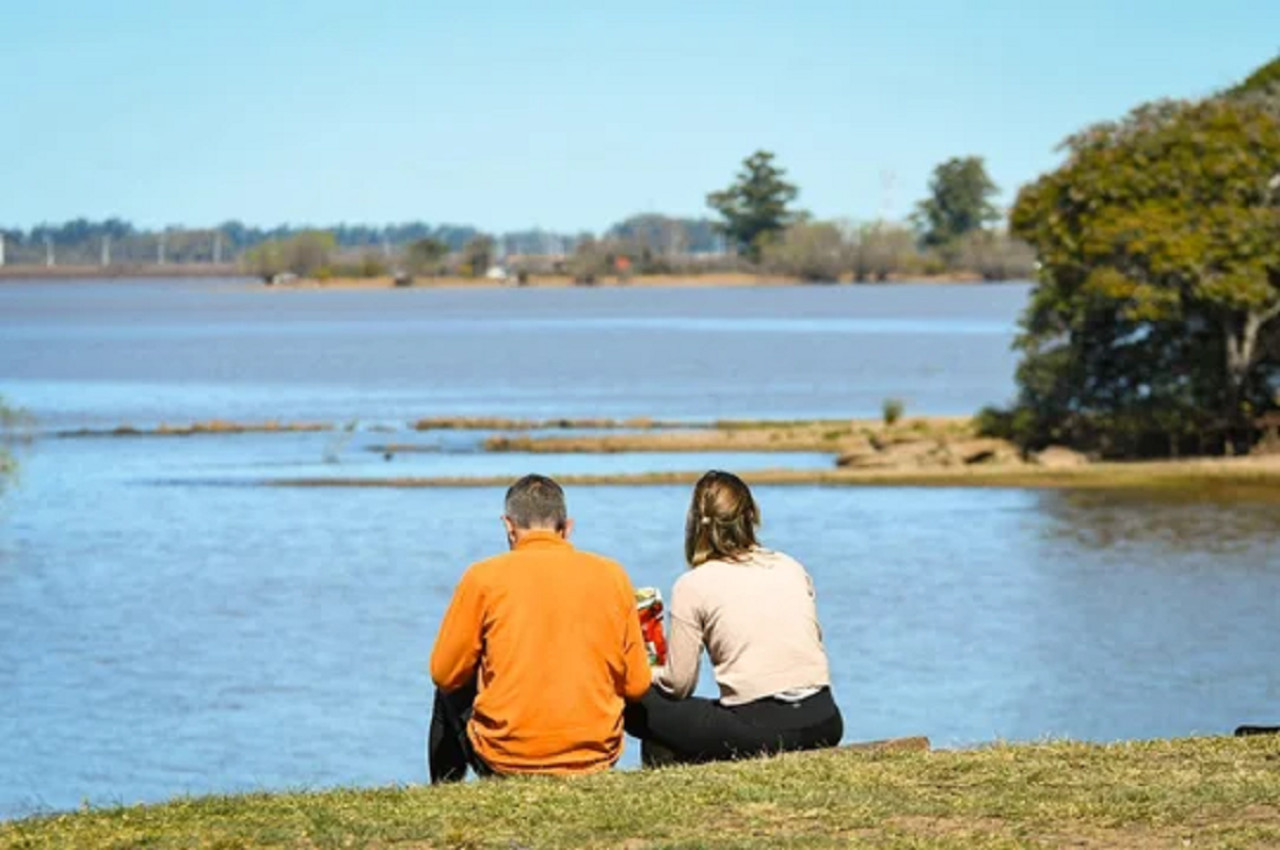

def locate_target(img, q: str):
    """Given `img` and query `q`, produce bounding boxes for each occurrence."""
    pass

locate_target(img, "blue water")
[0,279,1024,429]
[1,280,1278,820]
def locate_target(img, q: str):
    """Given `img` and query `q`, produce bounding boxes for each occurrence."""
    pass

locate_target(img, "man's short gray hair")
[504,474,567,530]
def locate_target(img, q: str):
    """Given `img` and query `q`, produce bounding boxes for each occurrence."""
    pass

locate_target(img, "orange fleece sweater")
[430,530,651,774]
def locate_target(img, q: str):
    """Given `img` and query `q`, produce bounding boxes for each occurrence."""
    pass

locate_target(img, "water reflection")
[1015,489,1280,744]
[1036,489,1280,556]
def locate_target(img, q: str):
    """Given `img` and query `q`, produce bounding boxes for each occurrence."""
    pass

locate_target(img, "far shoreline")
[0,265,1015,289]
[0,264,246,281]
[249,270,1001,290]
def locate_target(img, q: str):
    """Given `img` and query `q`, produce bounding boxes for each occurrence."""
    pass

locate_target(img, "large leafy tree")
[1006,75,1280,456]
[706,151,799,261]
[1231,56,1280,97]
[914,156,1000,248]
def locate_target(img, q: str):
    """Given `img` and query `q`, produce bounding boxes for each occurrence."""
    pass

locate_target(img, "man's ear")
[560,518,574,540]
[501,516,518,539]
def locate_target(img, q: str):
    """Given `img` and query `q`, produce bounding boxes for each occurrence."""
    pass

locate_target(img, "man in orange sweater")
[429,474,651,780]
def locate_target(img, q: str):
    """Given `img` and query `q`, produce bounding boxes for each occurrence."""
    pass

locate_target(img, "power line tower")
[879,169,898,223]
[157,231,167,265]
[101,235,111,267]
[213,232,223,265]
[0,232,6,267]
[44,235,54,267]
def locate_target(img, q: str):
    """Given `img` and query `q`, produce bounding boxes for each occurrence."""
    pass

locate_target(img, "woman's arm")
[653,579,702,699]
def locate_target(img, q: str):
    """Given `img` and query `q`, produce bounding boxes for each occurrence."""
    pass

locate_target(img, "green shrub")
[0,396,33,492]
[851,221,919,282]
[882,397,905,426]
[567,236,613,284]
[240,231,336,280]
[919,253,948,276]
[358,253,387,278]
[404,237,449,276]
[761,221,848,282]
[974,405,1013,439]
[953,231,1037,281]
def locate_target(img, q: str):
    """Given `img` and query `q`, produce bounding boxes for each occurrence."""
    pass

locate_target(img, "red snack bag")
[635,587,668,666]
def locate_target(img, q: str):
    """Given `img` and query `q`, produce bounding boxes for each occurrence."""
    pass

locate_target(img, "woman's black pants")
[624,686,843,766]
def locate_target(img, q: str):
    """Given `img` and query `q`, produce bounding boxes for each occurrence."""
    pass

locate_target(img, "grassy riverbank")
[4,736,1278,848]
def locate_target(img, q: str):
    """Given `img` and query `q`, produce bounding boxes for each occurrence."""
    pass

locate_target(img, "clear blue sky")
[2,0,1275,233]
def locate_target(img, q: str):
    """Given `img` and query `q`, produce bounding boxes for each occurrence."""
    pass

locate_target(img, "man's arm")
[429,570,484,692]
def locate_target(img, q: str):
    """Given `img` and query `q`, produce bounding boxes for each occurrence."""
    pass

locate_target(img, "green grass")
[5,736,1280,848]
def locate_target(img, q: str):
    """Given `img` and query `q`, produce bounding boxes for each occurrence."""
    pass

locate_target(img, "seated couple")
[428,470,843,780]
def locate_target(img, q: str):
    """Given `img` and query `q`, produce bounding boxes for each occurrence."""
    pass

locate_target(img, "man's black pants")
[428,682,494,783]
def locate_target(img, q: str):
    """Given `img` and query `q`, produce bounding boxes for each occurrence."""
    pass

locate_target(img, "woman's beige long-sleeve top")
[653,547,832,706]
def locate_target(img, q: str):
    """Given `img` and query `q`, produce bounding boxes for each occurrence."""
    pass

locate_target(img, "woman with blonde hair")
[625,470,843,765]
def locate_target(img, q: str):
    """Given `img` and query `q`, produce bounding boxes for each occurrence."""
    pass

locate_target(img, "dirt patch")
[888,805,1280,848]
[889,816,1180,849]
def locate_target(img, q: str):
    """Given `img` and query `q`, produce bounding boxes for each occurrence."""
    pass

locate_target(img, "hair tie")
[700,516,712,526]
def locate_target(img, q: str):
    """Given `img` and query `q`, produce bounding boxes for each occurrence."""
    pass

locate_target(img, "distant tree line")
[700,149,1035,283]
[3,151,1035,283]
[0,216,726,271]
[0,219,488,267]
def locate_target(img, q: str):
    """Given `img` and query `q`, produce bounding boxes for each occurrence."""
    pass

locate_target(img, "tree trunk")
[1223,306,1280,454]
[1224,315,1253,454]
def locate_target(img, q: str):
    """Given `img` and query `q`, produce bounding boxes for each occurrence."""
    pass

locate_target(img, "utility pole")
[213,231,222,265]
[879,169,898,223]
[157,231,167,265]
[0,232,6,267]
[101,235,111,267]
[45,235,54,267]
